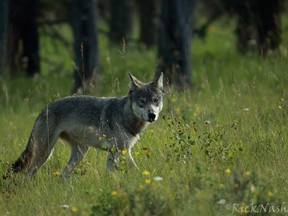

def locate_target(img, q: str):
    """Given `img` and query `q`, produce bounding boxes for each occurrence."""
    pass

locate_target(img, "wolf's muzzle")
[148,112,156,122]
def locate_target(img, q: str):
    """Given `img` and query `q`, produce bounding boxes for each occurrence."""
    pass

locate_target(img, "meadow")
[0,17,288,215]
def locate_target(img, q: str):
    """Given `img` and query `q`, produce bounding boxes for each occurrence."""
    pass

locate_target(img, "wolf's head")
[129,73,164,123]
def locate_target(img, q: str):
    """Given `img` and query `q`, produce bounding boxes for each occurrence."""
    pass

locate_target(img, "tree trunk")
[234,0,281,56]
[235,1,254,53]
[253,0,281,56]
[109,0,133,45]
[0,0,9,73]
[8,0,40,76]
[137,0,156,47]
[156,0,193,90]
[71,0,99,93]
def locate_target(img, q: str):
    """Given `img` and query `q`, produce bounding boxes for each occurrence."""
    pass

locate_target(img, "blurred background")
[0,0,286,94]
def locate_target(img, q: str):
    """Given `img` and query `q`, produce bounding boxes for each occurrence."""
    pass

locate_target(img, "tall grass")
[0,17,288,215]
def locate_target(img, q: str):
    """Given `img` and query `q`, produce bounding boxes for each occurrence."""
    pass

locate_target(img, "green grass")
[1,17,288,216]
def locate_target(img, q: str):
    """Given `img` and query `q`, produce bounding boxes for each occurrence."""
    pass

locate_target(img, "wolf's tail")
[3,136,35,179]
[11,140,34,172]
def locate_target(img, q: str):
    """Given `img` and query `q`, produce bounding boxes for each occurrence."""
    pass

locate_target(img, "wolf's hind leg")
[61,144,89,178]
[25,133,59,179]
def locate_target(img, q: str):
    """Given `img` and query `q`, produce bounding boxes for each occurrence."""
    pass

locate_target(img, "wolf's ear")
[129,73,142,90]
[153,72,164,91]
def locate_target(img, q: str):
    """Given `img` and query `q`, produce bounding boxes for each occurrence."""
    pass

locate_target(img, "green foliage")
[91,178,172,216]
[163,115,240,164]
[1,16,288,216]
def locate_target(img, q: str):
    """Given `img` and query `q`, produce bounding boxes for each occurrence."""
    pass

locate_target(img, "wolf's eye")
[153,98,159,103]
[138,98,146,104]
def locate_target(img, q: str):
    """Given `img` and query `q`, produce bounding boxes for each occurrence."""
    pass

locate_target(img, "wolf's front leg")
[106,148,139,171]
[61,144,89,178]
[128,148,139,170]
[106,150,120,171]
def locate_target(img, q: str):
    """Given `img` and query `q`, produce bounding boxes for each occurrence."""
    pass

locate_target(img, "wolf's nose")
[148,113,156,122]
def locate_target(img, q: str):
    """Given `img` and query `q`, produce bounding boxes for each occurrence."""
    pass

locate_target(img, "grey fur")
[7,73,164,178]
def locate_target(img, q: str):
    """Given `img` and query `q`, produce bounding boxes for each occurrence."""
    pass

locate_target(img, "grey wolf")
[5,73,164,179]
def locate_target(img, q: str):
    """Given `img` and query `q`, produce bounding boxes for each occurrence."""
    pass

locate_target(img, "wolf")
[5,73,164,179]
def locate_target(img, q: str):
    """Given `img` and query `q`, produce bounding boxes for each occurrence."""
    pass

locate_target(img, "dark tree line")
[0,0,284,92]
[0,0,193,91]
[197,0,282,56]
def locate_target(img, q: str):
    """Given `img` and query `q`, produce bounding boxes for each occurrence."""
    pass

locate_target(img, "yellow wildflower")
[71,206,78,213]
[142,170,150,176]
[244,171,251,176]
[111,191,118,196]
[225,168,232,175]
[53,171,61,177]
[145,179,151,184]
[134,151,140,157]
